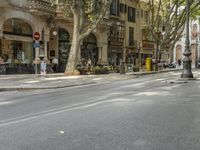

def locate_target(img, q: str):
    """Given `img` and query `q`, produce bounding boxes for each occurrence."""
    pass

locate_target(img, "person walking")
[178,59,181,66]
[52,57,58,72]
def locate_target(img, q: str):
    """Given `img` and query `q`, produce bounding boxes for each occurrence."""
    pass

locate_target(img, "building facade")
[174,20,200,68]
[0,0,151,74]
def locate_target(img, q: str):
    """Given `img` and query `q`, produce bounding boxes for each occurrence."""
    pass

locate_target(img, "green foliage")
[51,0,111,28]
[147,0,200,58]
[50,0,112,73]
[93,66,109,74]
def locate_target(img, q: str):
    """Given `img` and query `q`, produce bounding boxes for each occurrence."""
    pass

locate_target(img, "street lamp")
[155,31,161,71]
[138,42,142,71]
[181,0,193,78]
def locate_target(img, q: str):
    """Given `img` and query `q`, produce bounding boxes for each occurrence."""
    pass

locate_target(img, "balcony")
[128,40,138,48]
[27,0,56,15]
[108,36,124,48]
[142,40,154,50]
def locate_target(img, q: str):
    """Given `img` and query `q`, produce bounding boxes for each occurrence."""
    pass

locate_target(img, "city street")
[0,70,200,150]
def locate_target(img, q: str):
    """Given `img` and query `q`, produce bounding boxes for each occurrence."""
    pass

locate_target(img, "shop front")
[0,18,34,74]
[141,40,154,65]
[81,33,98,66]
[58,28,71,72]
[49,27,71,72]
[108,48,123,66]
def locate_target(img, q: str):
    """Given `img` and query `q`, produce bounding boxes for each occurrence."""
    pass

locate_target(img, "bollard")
[120,60,125,74]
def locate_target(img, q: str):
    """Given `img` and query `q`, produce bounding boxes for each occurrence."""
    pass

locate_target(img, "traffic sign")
[34,42,40,48]
[33,32,40,40]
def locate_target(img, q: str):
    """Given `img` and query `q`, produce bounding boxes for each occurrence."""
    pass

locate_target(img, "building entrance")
[82,33,98,66]
[58,28,70,72]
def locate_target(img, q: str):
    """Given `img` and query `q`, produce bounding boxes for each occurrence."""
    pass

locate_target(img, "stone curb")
[0,82,96,92]
[126,69,182,76]
[0,69,182,92]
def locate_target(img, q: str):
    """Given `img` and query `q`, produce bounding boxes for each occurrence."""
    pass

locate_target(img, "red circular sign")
[33,32,40,40]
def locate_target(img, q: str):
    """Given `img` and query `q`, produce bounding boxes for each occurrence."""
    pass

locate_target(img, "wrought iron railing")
[27,0,56,14]
[108,36,124,46]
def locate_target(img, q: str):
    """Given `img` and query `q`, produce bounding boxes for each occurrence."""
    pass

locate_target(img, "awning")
[3,34,33,42]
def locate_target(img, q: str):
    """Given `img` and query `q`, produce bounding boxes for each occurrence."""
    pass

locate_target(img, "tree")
[52,0,112,75]
[143,0,200,63]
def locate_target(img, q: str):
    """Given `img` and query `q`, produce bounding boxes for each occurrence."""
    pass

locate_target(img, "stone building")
[0,0,151,74]
[174,20,200,68]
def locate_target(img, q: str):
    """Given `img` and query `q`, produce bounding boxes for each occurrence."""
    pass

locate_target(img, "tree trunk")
[64,8,81,76]
[64,31,81,75]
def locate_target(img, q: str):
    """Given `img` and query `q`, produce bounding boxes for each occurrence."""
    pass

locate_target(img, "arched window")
[58,28,70,72]
[59,28,70,42]
[83,33,97,44]
[2,18,33,65]
[82,33,98,66]
[3,18,32,36]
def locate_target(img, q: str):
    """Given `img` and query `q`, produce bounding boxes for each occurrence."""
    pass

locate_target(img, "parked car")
[168,63,176,68]
[163,63,176,68]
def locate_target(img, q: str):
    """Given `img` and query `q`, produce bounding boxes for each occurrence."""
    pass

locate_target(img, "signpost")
[33,32,40,77]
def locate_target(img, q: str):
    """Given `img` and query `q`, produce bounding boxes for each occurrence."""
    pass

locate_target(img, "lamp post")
[155,31,161,71]
[138,43,142,70]
[181,0,193,78]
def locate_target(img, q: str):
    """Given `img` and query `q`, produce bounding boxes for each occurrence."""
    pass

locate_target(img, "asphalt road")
[0,71,200,150]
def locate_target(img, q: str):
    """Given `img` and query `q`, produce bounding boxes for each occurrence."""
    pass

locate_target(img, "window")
[120,3,126,13]
[144,11,149,23]
[129,27,134,46]
[110,0,119,16]
[141,10,143,18]
[12,41,22,60]
[128,7,136,22]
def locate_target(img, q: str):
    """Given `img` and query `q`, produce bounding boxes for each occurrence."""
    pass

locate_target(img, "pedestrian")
[87,58,91,71]
[178,59,181,66]
[52,57,58,72]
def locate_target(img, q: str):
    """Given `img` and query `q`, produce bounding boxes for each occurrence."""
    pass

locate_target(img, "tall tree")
[53,0,112,75]
[143,0,200,63]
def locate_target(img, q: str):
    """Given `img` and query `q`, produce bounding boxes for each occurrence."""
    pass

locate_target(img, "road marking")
[59,131,65,134]
[0,97,133,127]
[44,76,81,80]
[92,78,103,81]
[0,101,14,106]
[25,80,39,83]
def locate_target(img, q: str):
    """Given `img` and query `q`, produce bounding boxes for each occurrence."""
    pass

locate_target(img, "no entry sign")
[33,32,40,40]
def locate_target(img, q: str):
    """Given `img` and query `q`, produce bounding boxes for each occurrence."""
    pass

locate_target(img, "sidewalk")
[0,68,182,91]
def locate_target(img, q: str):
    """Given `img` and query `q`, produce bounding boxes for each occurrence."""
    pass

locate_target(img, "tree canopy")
[145,0,200,62]
[52,0,112,75]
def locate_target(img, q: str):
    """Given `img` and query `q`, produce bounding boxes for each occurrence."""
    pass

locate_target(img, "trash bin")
[145,58,152,71]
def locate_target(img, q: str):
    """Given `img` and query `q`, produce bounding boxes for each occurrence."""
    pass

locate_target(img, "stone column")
[0,24,3,39]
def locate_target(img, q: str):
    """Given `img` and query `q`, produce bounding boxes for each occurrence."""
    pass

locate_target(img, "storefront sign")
[33,32,40,41]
